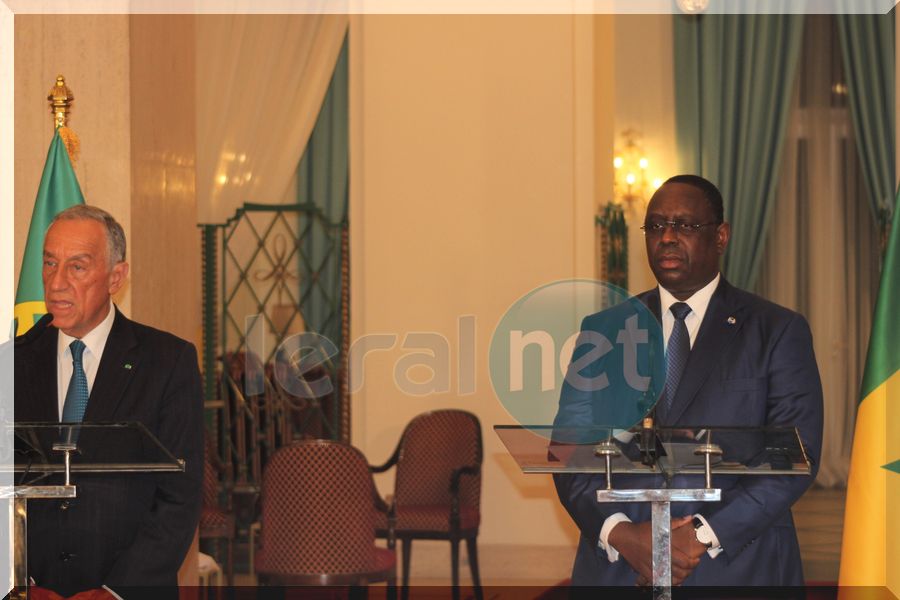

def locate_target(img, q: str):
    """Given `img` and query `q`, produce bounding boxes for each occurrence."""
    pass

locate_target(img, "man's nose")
[45,267,69,291]
[660,224,680,244]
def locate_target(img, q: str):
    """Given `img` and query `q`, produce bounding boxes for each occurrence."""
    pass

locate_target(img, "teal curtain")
[295,35,348,350]
[836,10,896,231]
[674,13,804,289]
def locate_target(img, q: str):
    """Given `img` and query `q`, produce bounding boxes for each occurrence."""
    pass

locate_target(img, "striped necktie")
[659,302,692,425]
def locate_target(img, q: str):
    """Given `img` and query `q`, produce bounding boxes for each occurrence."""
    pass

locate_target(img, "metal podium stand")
[495,424,812,599]
[3,422,186,599]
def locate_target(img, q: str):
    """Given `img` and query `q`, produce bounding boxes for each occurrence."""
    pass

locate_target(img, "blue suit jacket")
[553,278,823,586]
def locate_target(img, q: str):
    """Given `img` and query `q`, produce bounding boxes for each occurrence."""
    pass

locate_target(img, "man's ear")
[108,261,130,295]
[716,222,731,255]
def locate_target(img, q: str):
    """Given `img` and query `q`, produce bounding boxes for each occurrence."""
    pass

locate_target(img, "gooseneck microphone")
[14,312,54,346]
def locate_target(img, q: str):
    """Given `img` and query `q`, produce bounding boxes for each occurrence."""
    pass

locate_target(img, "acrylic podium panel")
[10,421,184,479]
[4,422,186,597]
[495,424,812,599]
[493,425,812,477]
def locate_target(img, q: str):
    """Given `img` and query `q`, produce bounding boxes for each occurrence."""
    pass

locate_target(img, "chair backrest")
[393,410,483,515]
[255,440,378,576]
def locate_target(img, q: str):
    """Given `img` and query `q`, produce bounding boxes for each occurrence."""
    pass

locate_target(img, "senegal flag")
[14,130,84,336]
[839,192,900,593]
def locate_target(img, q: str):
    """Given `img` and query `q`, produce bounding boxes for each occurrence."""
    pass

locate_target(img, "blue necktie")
[659,302,692,425]
[62,340,89,423]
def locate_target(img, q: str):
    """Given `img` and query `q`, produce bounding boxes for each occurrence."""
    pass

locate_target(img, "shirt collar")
[57,301,117,358]
[658,273,720,322]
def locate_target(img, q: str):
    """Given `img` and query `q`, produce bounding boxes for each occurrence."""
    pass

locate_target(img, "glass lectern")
[495,424,812,599]
[3,422,186,599]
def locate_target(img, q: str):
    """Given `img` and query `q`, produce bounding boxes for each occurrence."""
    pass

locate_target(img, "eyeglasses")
[640,220,721,236]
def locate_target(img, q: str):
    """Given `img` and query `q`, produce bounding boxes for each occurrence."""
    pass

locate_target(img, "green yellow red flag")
[838,190,900,594]
[14,130,84,336]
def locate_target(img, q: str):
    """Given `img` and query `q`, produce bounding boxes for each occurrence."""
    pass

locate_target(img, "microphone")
[14,312,54,346]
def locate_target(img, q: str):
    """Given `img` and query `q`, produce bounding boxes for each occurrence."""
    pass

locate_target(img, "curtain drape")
[756,16,880,487]
[295,36,348,351]
[674,12,804,289]
[195,15,348,224]
[835,9,896,231]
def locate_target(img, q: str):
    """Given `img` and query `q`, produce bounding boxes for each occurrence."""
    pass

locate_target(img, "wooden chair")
[370,410,483,600]
[255,440,396,595]
[199,436,235,585]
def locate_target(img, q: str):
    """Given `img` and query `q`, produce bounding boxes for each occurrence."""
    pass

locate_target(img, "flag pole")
[13,76,85,336]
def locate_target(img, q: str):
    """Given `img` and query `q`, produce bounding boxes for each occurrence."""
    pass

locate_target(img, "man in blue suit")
[554,175,823,586]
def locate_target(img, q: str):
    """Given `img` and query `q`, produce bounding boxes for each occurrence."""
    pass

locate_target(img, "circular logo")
[489,279,665,443]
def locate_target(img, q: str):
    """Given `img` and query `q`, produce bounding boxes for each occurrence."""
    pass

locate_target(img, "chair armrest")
[449,465,479,496]
[449,465,480,529]
[372,484,397,550]
[368,444,401,474]
[373,489,392,515]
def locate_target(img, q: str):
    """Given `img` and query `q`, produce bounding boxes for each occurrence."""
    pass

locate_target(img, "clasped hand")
[608,516,708,586]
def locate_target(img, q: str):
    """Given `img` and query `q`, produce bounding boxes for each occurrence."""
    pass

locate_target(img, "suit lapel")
[636,289,666,419]
[666,279,747,425]
[26,325,61,422]
[83,308,140,422]
[640,288,662,324]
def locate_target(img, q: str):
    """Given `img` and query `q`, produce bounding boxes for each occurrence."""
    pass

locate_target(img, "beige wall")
[2,5,13,342]
[14,14,133,314]
[129,15,199,346]
[350,15,610,548]
[128,15,200,578]
[613,14,676,294]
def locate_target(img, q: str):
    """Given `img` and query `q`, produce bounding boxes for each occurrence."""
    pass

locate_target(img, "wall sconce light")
[598,130,667,290]
[613,129,662,207]
[676,0,710,14]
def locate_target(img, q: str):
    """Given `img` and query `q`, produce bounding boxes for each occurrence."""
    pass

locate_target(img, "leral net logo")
[489,279,665,442]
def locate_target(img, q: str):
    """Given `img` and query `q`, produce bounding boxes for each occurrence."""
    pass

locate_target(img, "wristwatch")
[693,516,714,548]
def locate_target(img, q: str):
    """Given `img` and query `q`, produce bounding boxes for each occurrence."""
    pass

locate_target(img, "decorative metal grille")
[202,202,349,490]
[596,203,629,291]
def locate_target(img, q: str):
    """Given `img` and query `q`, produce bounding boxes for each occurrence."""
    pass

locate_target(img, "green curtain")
[295,34,348,350]
[836,9,896,231]
[674,13,804,289]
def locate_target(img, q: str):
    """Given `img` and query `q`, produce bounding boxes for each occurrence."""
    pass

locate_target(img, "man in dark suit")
[14,205,203,598]
[554,175,823,586]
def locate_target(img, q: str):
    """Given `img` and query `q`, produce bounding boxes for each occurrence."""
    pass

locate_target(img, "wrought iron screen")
[202,202,349,489]
[596,203,628,291]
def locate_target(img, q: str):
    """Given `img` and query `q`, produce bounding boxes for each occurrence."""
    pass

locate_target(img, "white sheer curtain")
[195,14,348,224]
[757,15,880,488]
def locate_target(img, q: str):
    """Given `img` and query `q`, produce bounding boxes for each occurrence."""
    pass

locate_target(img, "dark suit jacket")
[14,308,204,596]
[553,278,823,586]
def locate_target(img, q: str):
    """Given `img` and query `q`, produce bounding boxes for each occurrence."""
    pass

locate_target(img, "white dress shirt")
[56,301,116,420]
[599,274,723,561]
[658,273,720,352]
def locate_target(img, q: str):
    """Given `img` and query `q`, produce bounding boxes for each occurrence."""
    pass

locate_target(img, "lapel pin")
[124,363,133,370]
[727,316,737,325]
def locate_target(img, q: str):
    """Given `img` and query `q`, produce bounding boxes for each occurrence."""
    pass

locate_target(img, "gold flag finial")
[47,75,79,162]
[48,74,73,129]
